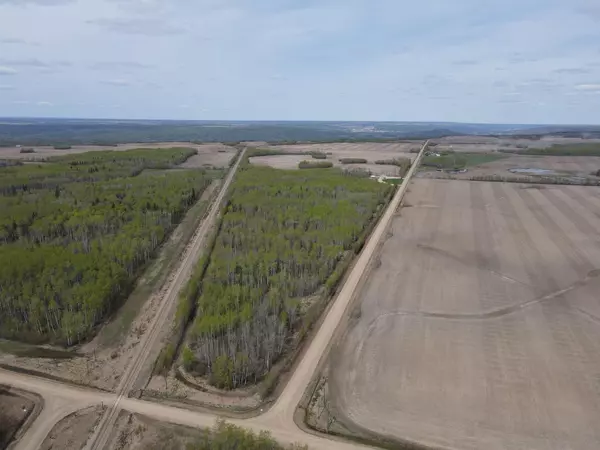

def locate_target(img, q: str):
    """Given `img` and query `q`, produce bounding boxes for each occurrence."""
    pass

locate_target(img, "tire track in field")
[517,188,592,277]
[507,185,600,439]
[470,182,513,311]
[560,186,600,219]
[490,183,549,295]
[411,180,450,313]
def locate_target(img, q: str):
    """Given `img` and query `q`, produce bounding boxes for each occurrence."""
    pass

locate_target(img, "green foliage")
[185,166,390,388]
[19,148,35,154]
[595,169,600,177]
[310,152,327,159]
[339,158,367,164]
[374,158,411,176]
[0,148,211,345]
[298,161,333,169]
[187,420,307,450]
[53,145,72,150]
[422,152,505,170]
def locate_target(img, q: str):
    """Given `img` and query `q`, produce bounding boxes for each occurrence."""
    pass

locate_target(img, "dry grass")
[332,179,600,450]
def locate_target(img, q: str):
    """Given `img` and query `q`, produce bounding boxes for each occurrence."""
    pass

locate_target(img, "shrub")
[187,420,308,450]
[53,145,72,150]
[374,158,411,176]
[298,160,333,169]
[339,158,367,164]
[310,152,327,159]
[596,169,600,177]
[19,148,35,154]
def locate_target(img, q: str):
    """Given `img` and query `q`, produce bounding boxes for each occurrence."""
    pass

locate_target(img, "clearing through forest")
[83,148,246,450]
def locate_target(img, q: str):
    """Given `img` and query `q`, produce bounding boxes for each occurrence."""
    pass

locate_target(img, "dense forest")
[182,166,392,388]
[0,148,213,345]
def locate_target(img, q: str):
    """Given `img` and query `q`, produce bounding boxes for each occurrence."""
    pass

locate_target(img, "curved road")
[2,141,428,450]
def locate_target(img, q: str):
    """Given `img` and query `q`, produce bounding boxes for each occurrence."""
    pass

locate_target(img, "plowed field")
[332,179,600,450]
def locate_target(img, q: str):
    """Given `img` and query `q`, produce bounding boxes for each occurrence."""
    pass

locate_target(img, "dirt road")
[84,148,245,450]
[1,142,428,450]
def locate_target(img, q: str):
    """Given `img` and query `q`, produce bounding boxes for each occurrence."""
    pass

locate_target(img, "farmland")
[330,179,600,450]
[0,143,237,168]
[0,148,216,345]
[249,142,417,176]
[419,153,600,185]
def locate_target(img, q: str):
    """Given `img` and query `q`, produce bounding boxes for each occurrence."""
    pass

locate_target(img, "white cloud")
[0,66,17,75]
[37,101,53,106]
[91,61,153,70]
[100,79,131,86]
[88,18,184,36]
[0,84,14,90]
[575,83,600,90]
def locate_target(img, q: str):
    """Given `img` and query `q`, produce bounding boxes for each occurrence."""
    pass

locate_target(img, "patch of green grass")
[508,144,600,156]
[385,178,403,185]
[422,152,506,170]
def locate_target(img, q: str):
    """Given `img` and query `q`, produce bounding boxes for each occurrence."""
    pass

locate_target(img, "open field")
[419,154,600,183]
[331,179,600,450]
[432,136,600,153]
[249,142,417,176]
[0,143,236,167]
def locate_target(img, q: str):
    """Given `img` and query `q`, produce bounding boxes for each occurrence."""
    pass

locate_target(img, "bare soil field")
[419,154,600,183]
[40,406,104,450]
[0,387,38,450]
[250,142,417,176]
[0,143,236,167]
[331,179,600,450]
[109,411,207,450]
[431,136,600,153]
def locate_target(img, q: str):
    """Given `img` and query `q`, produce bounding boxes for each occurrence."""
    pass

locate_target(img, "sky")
[0,0,599,124]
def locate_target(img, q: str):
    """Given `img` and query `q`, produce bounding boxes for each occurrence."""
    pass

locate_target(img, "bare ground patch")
[40,406,104,450]
[329,179,600,450]
[0,387,40,450]
[108,411,208,450]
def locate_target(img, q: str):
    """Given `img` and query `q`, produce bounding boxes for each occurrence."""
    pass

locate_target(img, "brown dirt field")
[331,179,600,450]
[0,143,236,167]
[249,143,417,176]
[40,406,104,450]
[0,388,37,450]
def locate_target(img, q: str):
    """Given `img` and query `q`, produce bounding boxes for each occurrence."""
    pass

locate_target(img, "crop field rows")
[331,179,600,450]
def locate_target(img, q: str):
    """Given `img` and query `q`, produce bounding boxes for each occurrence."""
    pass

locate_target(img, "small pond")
[509,168,559,176]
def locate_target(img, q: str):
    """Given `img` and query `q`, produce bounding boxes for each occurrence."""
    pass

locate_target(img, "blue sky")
[0,0,599,123]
